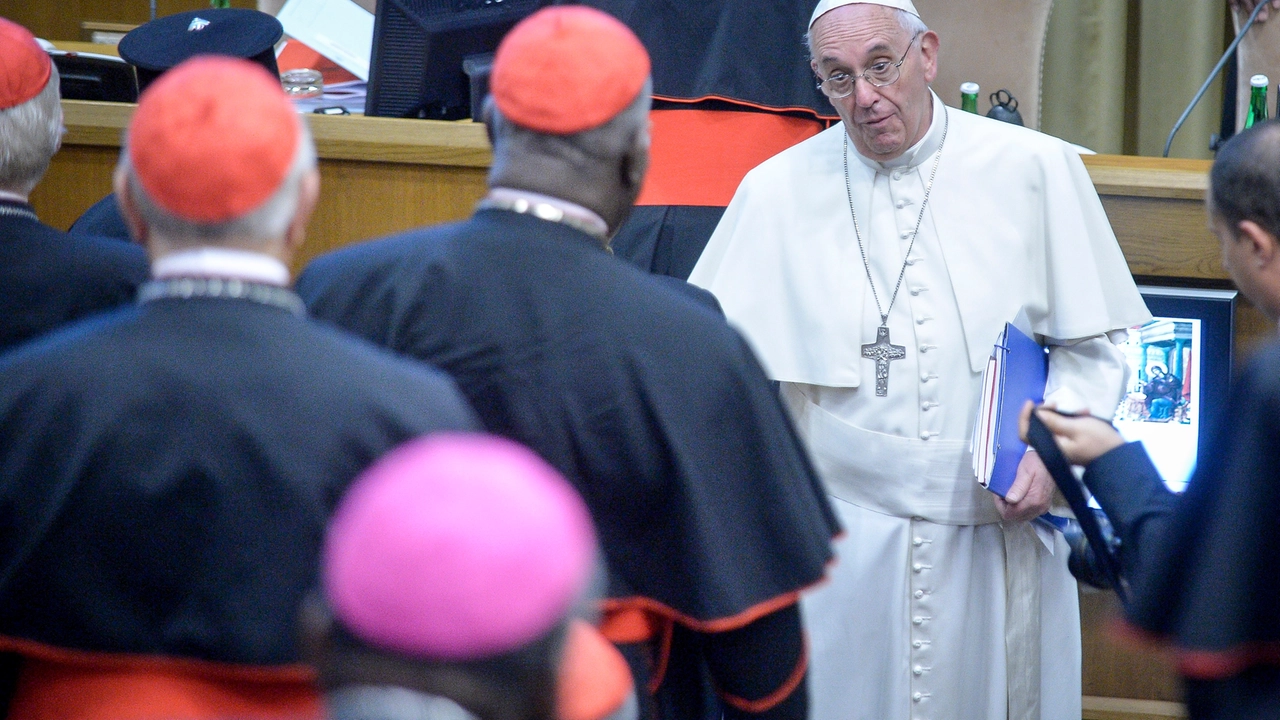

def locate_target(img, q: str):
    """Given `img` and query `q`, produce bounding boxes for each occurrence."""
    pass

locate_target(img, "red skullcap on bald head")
[491,6,650,135]
[0,18,52,111]
[127,56,301,224]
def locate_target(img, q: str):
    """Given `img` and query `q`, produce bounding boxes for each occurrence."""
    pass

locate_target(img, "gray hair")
[0,63,63,195]
[806,7,929,60]
[119,122,317,248]
[486,80,652,170]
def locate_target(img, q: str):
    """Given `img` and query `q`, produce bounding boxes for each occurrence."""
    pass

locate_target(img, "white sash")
[797,397,1000,525]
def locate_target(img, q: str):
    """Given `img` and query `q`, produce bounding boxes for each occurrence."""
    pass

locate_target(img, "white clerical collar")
[484,187,610,239]
[851,90,947,173]
[152,247,290,286]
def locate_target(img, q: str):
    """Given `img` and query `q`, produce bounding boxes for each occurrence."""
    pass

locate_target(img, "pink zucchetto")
[0,18,52,111]
[323,434,597,661]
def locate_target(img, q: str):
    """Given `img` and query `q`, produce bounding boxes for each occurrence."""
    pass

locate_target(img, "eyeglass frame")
[815,32,923,99]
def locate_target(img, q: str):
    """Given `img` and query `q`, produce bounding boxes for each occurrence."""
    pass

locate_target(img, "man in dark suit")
[299,8,839,720]
[1025,119,1280,720]
[0,56,477,720]
[0,17,148,352]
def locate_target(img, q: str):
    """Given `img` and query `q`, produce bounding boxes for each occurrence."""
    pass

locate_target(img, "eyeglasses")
[816,32,921,99]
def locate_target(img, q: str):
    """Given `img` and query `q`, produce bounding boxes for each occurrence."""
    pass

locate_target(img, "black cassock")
[0,293,478,667]
[0,200,148,352]
[298,209,839,703]
[1081,341,1280,719]
[575,0,834,280]
[68,193,132,243]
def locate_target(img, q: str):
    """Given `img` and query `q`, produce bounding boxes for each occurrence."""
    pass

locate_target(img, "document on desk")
[276,0,374,81]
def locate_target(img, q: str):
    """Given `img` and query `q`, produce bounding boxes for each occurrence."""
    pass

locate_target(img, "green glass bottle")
[210,0,231,7]
[1246,74,1269,129]
[960,82,979,114]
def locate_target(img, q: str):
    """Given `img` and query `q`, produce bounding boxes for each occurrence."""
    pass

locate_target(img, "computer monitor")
[365,0,545,120]
[50,51,138,103]
[1111,286,1236,493]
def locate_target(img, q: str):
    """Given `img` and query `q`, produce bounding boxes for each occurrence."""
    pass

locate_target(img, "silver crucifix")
[862,325,906,397]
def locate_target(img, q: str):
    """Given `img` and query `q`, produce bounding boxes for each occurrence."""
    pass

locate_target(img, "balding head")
[484,82,652,236]
[1208,120,1280,321]
[482,6,653,237]
[1211,120,1280,239]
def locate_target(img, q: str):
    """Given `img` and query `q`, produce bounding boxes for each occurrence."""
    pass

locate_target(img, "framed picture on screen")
[1111,286,1237,492]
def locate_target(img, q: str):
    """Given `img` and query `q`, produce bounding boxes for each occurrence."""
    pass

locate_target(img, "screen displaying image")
[1113,316,1201,492]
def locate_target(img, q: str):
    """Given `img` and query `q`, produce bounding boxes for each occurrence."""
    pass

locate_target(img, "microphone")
[1163,0,1268,157]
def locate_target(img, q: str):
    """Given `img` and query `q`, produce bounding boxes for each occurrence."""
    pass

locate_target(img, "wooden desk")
[36,99,1266,720]
[31,100,492,276]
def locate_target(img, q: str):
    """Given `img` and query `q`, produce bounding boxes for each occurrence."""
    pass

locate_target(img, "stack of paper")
[971,323,1048,497]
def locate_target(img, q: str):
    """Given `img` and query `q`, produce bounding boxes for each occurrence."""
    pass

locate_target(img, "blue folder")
[988,323,1049,497]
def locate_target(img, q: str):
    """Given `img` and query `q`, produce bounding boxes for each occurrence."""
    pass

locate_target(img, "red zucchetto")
[127,56,300,224]
[0,18,52,111]
[490,6,650,135]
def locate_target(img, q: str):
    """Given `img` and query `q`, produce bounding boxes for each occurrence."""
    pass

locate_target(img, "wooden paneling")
[29,146,119,234]
[1102,195,1221,278]
[1081,591,1181,703]
[300,159,487,268]
[1083,696,1188,720]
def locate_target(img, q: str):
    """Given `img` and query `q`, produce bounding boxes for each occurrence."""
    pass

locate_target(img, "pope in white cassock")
[687,0,1151,718]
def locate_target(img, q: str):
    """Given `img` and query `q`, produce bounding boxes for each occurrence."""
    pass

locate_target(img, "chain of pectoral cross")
[842,108,948,396]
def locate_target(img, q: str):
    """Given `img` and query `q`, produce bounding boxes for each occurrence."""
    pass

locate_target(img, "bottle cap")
[960,82,979,95]
[1252,74,1269,88]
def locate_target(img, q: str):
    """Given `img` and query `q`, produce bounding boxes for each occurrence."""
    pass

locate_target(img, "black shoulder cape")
[299,209,839,630]
[0,298,477,665]
[0,203,147,352]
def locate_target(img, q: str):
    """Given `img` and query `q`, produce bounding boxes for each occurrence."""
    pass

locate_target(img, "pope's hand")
[1017,400,1124,466]
[994,448,1053,522]
[1233,0,1280,21]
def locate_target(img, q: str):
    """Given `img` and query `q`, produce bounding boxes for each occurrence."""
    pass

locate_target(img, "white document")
[276,0,375,81]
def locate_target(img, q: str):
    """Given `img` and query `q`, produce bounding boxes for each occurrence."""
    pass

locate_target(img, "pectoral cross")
[862,325,906,397]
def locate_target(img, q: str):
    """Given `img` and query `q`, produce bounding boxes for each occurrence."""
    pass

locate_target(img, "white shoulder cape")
[688,102,1151,387]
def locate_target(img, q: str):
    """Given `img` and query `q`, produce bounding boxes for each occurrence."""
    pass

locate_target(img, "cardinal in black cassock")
[0,57,477,720]
[298,8,839,720]
[0,18,148,353]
